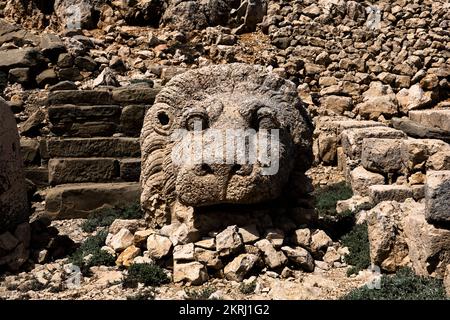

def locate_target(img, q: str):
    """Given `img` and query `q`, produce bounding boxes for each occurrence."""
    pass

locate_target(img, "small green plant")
[69,230,115,275]
[342,268,447,300]
[123,263,170,288]
[185,286,217,300]
[314,182,353,217]
[81,203,144,233]
[126,287,156,300]
[341,223,370,276]
[239,280,257,295]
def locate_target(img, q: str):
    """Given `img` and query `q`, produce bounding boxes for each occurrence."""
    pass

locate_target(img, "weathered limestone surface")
[0,97,29,233]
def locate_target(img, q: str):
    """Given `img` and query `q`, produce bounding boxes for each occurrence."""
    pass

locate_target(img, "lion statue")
[140,63,313,234]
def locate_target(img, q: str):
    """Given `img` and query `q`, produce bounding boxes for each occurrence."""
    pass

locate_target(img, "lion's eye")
[186,114,208,131]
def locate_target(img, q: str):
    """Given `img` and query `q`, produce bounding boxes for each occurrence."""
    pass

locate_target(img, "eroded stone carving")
[0,97,29,233]
[141,63,313,233]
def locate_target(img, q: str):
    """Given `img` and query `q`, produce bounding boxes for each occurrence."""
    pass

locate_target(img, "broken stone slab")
[107,228,134,252]
[310,230,333,258]
[425,171,450,225]
[367,201,409,272]
[392,117,450,143]
[341,126,406,160]
[173,243,195,261]
[47,137,140,158]
[264,228,284,249]
[400,138,450,172]
[361,138,405,174]
[109,219,141,235]
[292,228,311,249]
[396,84,434,112]
[350,166,385,197]
[47,90,112,106]
[224,253,259,281]
[194,247,223,270]
[116,245,141,267]
[133,229,154,247]
[369,185,414,205]
[281,246,314,272]
[336,195,372,214]
[48,158,119,185]
[195,238,215,250]
[409,110,450,132]
[173,261,209,285]
[0,48,44,71]
[44,182,140,220]
[403,201,450,278]
[146,234,172,260]
[255,239,287,269]
[216,225,244,257]
[238,225,260,244]
[0,97,29,233]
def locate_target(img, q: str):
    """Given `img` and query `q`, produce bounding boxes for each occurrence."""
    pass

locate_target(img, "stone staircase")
[39,85,160,219]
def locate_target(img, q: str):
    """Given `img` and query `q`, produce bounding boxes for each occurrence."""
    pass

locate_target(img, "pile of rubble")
[102,220,347,285]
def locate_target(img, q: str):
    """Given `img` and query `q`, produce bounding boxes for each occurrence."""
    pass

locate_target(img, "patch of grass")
[239,280,257,295]
[69,230,115,275]
[341,223,370,276]
[81,203,144,233]
[342,268,447,300]
[314,182,353,217]
[126,287,156,300]
[123,263,169,288]
[314,182,355,239]
[185,286,217,300]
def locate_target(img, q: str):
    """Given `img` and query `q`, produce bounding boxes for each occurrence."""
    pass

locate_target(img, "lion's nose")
[193,163,253,176]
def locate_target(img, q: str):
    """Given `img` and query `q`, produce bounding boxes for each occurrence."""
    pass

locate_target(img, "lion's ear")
[145,103,178,136]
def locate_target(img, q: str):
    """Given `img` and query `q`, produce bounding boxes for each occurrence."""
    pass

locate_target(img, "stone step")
[47,87,160,106]
[408,110,450,132]
[47,104,147,137]
[48,157,141,185]
[46,137,140,158]
[48,105,121,124]
[44,182,141,220]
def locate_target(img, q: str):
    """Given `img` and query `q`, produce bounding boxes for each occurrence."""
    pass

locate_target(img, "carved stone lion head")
[141,63,313,227]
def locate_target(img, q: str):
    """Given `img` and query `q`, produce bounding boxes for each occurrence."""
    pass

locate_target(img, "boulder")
[173,243,195,261]
[255,239,287,269]
[292,228,311,249]
[425,171,450,225]
[108,228,134,252]
[350,166,385,197]
[403,201,450,278]
[224,253,259,281]
[355,82,398,119]
[310,230,332,257]
[361,138,405,174]
[281,246,314,272]
[396,84,434,112]
[238,225,260,244]
[173,261,209,285]
[146,234,172,260]
[367,201,409,272]
[216,225,244,257]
